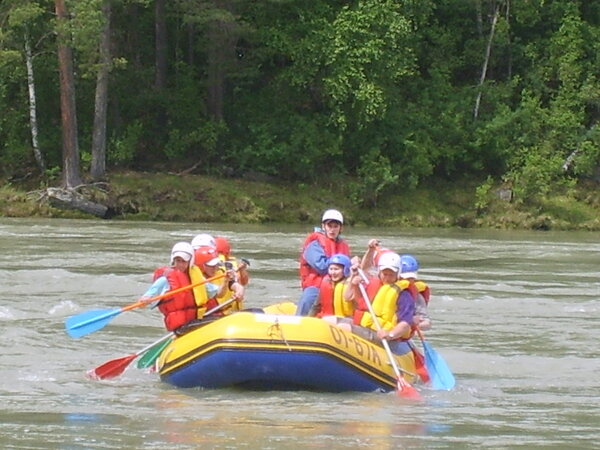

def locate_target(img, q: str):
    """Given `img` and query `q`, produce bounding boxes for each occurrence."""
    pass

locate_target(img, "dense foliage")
[0,0,598,206]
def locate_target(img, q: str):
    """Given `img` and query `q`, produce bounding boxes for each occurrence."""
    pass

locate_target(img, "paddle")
[356,270,421,400]
[135,297,238,370]
[136,335,173,369]
[88,295,241,379]
[415,327,456,390]
[86,333,173,380]
[65,272,227,338]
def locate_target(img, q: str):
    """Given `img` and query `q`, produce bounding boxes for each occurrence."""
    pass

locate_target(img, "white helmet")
[321,209,344,224]
[171,241,195,266]
[377,252,401,273]
[191,233,216,249]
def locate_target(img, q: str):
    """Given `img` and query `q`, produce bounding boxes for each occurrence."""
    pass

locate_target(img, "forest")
[0,0,598,212]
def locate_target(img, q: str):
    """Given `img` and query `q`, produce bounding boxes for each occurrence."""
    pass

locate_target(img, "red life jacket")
[299,231,350,289]
[154,267,197,331]
[405,281,419,312]
[318,277,336,317]
[352,278,382,325]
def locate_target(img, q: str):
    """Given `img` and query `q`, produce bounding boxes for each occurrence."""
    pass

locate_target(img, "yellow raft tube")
[157,307,418,393]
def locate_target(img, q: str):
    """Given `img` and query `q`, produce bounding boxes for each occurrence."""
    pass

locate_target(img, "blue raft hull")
[158,312,417,393]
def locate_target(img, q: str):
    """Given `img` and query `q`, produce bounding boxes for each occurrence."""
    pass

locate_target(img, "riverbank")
[1,171,599,230]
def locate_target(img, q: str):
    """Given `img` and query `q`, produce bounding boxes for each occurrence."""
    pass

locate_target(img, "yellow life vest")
[188,265,209,319]
[319,279,354,318]
[360,280,412,339]
[414,280,427,292]
[333,282,354,318]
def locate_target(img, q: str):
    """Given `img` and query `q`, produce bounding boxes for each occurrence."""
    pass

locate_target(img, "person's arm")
[303,240,329,274]
[342,278,355,302]
[414,294,432,330]
[344,263,362,302]
[141,276,169,301]
[360,239,380,272]
[215,267,245,301]
[237,261,250,285]
[229,281,245,301]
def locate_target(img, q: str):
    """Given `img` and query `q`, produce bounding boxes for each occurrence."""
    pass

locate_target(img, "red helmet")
[194,246,221,267]
[214,236,231,257]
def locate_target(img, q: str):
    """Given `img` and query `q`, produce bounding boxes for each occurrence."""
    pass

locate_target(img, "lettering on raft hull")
[328,324,382,367]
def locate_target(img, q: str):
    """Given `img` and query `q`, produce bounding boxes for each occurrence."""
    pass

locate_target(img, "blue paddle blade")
[423,341,456,390]
[65,308,121,338]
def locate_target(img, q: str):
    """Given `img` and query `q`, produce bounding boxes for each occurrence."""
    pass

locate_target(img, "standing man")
[296,209,350,315]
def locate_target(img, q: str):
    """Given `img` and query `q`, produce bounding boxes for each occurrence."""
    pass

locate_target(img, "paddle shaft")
[357,269,420,396]
[357,283,406,379]
[135,333,174,357]
[134,292,238,358]
[144,271,227,308]
[90,292,242,378]
[66,271,228,337]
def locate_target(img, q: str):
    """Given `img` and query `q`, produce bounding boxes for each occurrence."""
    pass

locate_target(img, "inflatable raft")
[157,310,418,392]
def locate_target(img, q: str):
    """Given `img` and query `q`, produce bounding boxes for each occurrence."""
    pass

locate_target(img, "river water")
[0,218,598,449]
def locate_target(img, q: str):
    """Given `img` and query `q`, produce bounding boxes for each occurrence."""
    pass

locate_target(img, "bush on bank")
[0,171,599,231]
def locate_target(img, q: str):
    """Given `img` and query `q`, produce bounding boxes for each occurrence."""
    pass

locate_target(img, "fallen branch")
[45,187,109,218]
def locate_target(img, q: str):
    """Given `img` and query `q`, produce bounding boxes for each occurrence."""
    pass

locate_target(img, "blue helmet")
[400,254,419,274]
[327,253,352,277]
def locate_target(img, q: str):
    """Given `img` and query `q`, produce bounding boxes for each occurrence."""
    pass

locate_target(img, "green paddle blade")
[136,337,173,369]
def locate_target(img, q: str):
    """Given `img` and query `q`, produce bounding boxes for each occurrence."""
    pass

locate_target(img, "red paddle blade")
[412,348,431,384]
[86,354,137,380]
[396,378,423,401]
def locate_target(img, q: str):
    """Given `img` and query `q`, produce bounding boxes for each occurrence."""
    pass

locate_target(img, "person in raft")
[343,251,418,354]
[194,245,245,315]
[214,236,250,286]
[310,253,355,319]
[296,209,351,316]
[399,254,432,331]
[141,242,222,334]
[191,232,248,292]
[361,246,432,332]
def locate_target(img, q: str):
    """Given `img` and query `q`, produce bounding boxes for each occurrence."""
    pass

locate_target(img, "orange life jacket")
[299,231,350,289]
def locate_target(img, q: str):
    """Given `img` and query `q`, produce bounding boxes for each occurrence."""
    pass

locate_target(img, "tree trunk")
[154,0,167,128]
[91,0,112,182]
[55,0,82,188]
[475,0,483,39]
[206,23,225,121]
[473,3,500,120]
[206,2,237,121]
[24,30,46,173]
[187,23,195,66]
[505,0,512,79]
[155,0,167,90]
